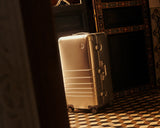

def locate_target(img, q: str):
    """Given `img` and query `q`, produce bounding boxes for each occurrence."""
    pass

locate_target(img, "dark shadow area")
[52,0,95,38]
[108,31,150,92]
[102,6,143,29]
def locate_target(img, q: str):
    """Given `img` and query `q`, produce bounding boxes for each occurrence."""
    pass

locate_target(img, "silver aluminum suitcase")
[58,32,113,113]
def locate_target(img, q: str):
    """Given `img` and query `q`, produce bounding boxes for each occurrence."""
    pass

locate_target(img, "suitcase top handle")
[72,32,90,35]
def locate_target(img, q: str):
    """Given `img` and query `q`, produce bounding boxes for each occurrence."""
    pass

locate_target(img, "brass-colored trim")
[93,9,99,32]
[92,0,99,32]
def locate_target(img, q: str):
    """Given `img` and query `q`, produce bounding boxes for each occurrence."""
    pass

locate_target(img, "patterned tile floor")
[68,88,160,128]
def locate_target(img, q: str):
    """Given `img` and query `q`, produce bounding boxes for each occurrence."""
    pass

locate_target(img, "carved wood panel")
[150,8,160,86]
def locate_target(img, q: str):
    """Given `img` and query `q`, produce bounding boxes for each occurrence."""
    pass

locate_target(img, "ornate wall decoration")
[150,8,160,86]
[92,0,155,96]
[0,0,40,127]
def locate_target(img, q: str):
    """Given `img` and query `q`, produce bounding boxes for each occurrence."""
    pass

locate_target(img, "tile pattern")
[69,88,160,128]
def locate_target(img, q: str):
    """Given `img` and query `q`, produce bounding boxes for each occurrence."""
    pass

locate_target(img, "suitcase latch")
[101,91,108,96]
[98,61,107,80]
[95,43,102,51]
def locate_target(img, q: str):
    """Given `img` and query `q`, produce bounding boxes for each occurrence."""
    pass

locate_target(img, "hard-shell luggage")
[58,32,113,113]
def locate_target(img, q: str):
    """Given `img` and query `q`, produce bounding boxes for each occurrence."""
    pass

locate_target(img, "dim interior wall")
[149,0,160,86]
[0,0,40,128]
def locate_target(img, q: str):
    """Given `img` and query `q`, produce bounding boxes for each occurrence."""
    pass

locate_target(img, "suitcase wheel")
[91,107,98,114]
[68,106,74,112]
[88,105,98,114]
